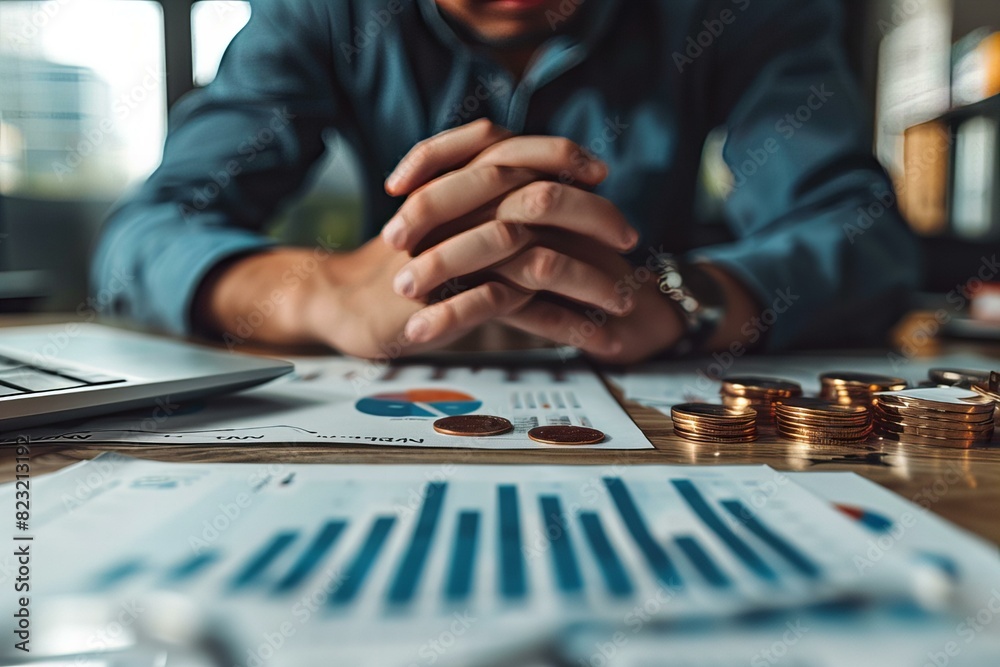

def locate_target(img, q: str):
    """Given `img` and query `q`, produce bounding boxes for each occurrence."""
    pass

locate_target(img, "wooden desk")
[2,316,999,546]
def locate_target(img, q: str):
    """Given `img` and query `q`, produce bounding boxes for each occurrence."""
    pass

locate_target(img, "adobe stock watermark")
[672,0,752,73]
[557,117,630,186]
[407,611,479,666]
[921,589,1000,667]
[5,0,73,48]
[679,286,799,395]
[52,67,164,180]
[730,84,835,189]
[446,74,511,126]
[877,0,937,36]
[545,0,586,30]
[236,566,348,667]
[338,0,404,63]
[222,234,342,350]
[578,584,682,667]
[179,107,296,220]
[348,276,471,392]
[749,619,811,666]
[888,253,1000,363]
[29,264,136,366]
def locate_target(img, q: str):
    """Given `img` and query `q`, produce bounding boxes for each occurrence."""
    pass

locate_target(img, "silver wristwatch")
[654,254,726,353]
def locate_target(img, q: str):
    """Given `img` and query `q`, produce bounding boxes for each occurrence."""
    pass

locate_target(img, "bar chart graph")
[74,461,922,627]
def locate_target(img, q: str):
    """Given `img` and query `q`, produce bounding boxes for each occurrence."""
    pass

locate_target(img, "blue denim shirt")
[92,0,921,350]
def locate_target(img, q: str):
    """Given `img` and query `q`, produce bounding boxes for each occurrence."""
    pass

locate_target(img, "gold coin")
[432,415,514,437]
[820,372,907,390]
[527,425,605,445]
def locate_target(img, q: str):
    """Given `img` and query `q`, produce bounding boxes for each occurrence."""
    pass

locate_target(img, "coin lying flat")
[528,425,605,445]
[875,388,995,414]
[433,415,514,437]
[820,372,907,406]
[721,377,803,397]
[719,377,802,425]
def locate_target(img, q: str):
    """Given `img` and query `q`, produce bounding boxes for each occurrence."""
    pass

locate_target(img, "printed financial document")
[8,358,652,450]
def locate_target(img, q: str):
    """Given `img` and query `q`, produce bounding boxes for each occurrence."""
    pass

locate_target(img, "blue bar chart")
[86,467,852,622]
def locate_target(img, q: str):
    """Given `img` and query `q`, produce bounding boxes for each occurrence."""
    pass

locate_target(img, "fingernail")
[394,271,415,298]
[589,160,608,179]
[386,169,403,193]
[382,215,405,248]
[622,228,639,249]
[618,295,634,315]
[405,317,430,342]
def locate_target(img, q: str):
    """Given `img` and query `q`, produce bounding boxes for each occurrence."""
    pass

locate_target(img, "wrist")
[653,255,726,354]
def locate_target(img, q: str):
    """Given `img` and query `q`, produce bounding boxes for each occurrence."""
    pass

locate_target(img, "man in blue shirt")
[92,0,920,363]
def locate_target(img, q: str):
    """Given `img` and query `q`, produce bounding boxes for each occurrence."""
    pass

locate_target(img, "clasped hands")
[368,118,684,363]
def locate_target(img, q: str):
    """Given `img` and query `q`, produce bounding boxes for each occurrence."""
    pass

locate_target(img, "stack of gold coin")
[671,403,758,443]
[875,387,996,449]
[774,397,872,445]
[819,372,908,406]
[720,377,802,425]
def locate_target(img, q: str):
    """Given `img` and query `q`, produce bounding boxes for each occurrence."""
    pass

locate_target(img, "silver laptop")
[0,323,293,432]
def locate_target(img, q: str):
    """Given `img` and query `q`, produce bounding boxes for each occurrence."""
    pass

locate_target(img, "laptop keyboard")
[0,355,126,396]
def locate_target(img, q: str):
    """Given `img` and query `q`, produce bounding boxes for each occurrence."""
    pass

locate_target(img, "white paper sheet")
[9,358,652,449]
[790,471,1000,606]
[1,455,954,666]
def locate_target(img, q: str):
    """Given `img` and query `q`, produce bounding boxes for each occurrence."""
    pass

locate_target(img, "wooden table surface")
[2,316,999,546]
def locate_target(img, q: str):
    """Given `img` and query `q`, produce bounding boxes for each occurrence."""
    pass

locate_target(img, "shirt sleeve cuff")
[146,230,277,337]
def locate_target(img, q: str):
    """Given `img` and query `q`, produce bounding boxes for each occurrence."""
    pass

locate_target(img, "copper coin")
[671,403,757,422]
[875,388,995,414]
[928,368,992,388]
[433,415,513,437]
[820,372,907,390]
[970,385,1000,404]
[776,397,870,413]
[874,401,995,424]
[528,425,605,445]
[721,377,802,398]
[878,430,988,449]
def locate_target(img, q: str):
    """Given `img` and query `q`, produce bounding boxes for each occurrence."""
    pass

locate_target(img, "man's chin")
[470,25,554,50]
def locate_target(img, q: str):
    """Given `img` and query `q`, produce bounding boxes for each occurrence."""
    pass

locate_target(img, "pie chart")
[355,389,482,418]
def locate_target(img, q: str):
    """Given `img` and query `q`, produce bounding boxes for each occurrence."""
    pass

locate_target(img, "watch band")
[654,255,726,353]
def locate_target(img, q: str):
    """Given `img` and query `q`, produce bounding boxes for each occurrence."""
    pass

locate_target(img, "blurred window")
[191,0,251,87]
[0,0,167,199]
